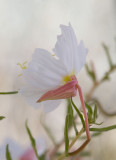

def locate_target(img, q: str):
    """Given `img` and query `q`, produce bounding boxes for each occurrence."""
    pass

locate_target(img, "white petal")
[53,23,88,75]
[19,86,43,109]
[42,100,61,113]
[73,40,88,74]
[23,48,68,92]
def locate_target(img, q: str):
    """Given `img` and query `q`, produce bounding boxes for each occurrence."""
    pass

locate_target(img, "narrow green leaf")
[71,97,85,128]
[6,144,12,160]
[90,125,116,132]
[102,43,113,69]
[93,104,97,123]
[85,102,93,123]
[0,116,5,120]
[67,99,73,128]
[94,122,103,125]
[25,121,40,160]
[85,64,96,82]
[67,99,78,134]
[64,114,70,156]
[85,102,93,115]
[0,91,18,94]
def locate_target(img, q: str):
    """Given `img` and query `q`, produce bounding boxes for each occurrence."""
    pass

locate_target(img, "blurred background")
[0,0,116,159]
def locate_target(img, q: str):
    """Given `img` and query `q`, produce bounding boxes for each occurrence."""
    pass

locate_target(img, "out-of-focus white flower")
[0,138,23,160]
[0,137,46,160]
[19,137,46,160]
[20,23,88,112]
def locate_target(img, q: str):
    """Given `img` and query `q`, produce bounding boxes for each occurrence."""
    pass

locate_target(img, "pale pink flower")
[19,137,46,160]
[0,138,46,160]
[20,23,88,113]
[0,138,23,160]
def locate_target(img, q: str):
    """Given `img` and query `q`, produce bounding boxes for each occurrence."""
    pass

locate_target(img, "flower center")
[62,71,75,84]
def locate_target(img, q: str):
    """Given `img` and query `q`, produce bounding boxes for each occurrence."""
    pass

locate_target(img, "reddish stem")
[68,83,90,156]
[77,84,90,141]
[69,139,90,156]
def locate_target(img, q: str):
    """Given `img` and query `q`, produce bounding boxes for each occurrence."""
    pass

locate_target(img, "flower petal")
[53,23,88,74]
[19,85,43,109]
[42,100,61,113]
[23,48,68,92]
[38,79,77,102]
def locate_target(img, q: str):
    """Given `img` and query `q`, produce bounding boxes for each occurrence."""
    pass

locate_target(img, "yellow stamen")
[17,61,27,76]
[17,61,27,70]
[62,70,75,84]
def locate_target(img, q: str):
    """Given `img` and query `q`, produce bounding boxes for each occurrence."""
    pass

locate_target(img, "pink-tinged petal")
[37,76,78,102]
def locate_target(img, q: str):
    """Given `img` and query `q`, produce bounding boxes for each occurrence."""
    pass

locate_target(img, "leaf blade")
[90,125,116,132]
[64,114,70,156]
[6,144,12,160]
[0,116,5,120]
[25,121,40,160]
[71,97,85,128]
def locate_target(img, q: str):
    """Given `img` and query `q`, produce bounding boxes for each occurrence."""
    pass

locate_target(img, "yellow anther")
[63,75,71,84]
[17,61,27,76]
[62,70,75,84]
[17,61,27,70]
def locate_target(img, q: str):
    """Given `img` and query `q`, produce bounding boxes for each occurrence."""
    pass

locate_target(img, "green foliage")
[90,125,116,132]
[25,121,40,160]
[71,97,85,128]
[85,64,96,82]
[39,154,46,160]
[103,72,110,81]
[67,99,78,134]
[93,104,97,123]
[0,91,18,94]
[85,102,102,125]
[85,102,93,123]
[6,144,12,160]
[102,43,113,69]
[0,116,5,120]
[64,114,70,156]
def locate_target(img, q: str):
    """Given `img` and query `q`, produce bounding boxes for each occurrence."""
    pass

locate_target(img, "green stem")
[69,128,84,149]
[0,91,18,94]
[57,128,84,160]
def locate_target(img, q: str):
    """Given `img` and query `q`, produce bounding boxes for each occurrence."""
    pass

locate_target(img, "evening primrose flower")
[19,137,46,160]
[20,23,88,113]
[0,138,23,160]
[0,137,46,160]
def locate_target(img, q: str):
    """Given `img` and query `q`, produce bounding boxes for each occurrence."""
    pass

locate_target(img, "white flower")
[20,137,46,160]
[0,137,46,160]
[0,138,23,160]
[20,23,88,112]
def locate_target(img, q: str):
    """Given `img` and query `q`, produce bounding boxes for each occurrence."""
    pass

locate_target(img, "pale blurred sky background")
[0,0,116,160]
